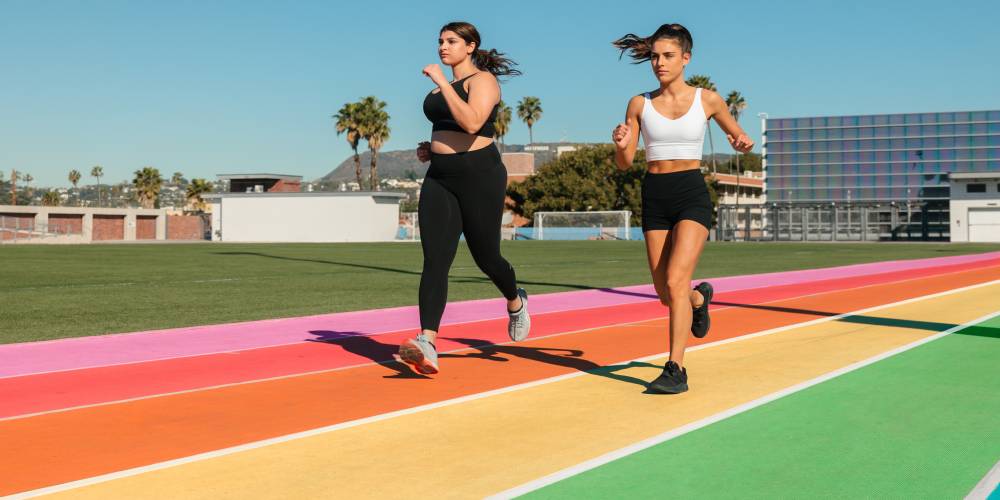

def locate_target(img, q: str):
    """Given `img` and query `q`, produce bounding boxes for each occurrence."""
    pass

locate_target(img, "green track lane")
[527,315,1000,499]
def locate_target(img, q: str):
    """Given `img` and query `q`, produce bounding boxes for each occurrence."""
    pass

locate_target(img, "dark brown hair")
[612,23,694,63]
[440,21,521,77]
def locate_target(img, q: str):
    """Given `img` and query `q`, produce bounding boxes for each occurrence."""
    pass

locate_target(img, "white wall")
[213,193,404,243]
[949,178,1000,242]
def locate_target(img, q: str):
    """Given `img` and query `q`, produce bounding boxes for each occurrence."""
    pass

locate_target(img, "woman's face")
[438,30,475,66]
[649,38,690,84]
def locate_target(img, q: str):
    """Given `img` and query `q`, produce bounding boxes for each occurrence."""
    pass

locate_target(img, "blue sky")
[2,0,998,187]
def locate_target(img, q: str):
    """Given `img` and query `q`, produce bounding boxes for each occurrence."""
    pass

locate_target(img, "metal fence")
[0,216,84,243]
[716,203,951,242]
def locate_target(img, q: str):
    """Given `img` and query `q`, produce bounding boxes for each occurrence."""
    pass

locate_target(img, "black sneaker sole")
[692,282,714,339]
[645,380,689,394]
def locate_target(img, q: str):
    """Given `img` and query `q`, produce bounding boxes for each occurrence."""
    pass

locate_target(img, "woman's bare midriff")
[431,130,494,154]
[646,159,702,174]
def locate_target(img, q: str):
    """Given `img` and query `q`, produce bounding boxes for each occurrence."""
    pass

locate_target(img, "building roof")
[713,173,764,188]
[216,174,303,181]
[948,172,1000,180]
[501,153,535,176]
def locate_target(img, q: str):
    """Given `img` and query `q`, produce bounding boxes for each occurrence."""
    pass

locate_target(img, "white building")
[948,172,1000,242]
[204,192,405,243]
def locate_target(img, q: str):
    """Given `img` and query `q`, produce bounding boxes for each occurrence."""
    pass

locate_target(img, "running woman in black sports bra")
[610,24,753,393]
[398,21,530,375]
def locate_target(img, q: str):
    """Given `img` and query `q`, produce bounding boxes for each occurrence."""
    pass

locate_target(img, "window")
[966,183,986,193]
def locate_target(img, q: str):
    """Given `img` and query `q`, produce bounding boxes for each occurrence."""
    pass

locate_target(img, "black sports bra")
[422,73,498,138]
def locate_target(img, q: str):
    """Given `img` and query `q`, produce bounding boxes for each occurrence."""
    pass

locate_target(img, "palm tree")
[725,91,748,208]
[517,97,543,145]
[171,172,185,186]
[185,178,213,212]
[686,75,718,174]
[91,166,104,207]
[359,96,390,192]
[68,169,82,206]
[132,167,163,209]
[334,101,365,189]
[494,100,512,151]
[8,169,18,205]
[42,190,61,207]
[23,174,34,202]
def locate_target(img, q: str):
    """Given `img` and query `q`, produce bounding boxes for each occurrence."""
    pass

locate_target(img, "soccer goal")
[532,210,632,240]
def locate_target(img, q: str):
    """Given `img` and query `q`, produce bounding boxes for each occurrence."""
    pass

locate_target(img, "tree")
[334,101,365,189]
[359,96,390,192]
[686,75,718,174]
[68,169,82,205]
[23,173,34,200]
[8,169,18,205]
[132,167,163,209]
[91,166,104,207]
[185,178,213,212]
[517,97,543,145]
[507,145,722,230]
[42,190,61,206]
[506,145,645,226]
[494,100,512,150]
[725,90,748,207]
[171,172,185,186]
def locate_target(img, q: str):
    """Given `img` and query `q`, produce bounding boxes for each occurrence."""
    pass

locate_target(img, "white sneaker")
[398,333,439,374]
[507,288,531,341]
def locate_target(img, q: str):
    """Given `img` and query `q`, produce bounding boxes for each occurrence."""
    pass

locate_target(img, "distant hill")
[320,150,427,182]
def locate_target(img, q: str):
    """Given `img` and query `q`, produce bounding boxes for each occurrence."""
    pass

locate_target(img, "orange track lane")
[2,265,998,495]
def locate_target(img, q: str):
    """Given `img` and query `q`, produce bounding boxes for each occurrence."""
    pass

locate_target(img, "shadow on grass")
[217,251,658,299]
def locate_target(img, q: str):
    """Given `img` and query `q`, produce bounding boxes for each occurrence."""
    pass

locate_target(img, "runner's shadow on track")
[307,330,430,379]
[439,337,658,389]
[711,301,998,336]
[213,251,658,299]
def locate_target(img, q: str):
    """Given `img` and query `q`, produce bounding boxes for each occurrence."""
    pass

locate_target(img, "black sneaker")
[691,282,714,339]
[645,361,688,394]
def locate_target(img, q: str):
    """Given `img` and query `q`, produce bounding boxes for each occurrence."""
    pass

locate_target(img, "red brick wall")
[93,215,124,241]
[167,215,205,240]
[269,179,301,192]
[47,214,84,235]
[0,213,35,240]
[136,216,157,240]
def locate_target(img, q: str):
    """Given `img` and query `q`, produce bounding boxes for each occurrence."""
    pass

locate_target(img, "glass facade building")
[764,110,1000,204]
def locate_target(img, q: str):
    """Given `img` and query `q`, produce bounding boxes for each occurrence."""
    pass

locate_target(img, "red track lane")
[2,259,998,420]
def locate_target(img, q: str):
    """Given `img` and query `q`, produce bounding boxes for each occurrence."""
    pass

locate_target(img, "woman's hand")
[422,64,449,87]
[612,122,632,150]
[727,133,754,153]
[416,141,431,163]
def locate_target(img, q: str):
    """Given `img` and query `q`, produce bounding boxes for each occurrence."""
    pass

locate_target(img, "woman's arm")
[613,95,644,170]
[424,65,499,134]
[703,90,754,153]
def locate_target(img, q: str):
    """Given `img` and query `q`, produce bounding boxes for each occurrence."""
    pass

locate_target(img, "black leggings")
[418,144,519,331]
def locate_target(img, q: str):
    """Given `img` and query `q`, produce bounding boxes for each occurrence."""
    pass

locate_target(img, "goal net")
[532,210,632,240]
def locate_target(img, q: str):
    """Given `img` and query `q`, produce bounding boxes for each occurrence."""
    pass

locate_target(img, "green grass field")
[2,241,999,344]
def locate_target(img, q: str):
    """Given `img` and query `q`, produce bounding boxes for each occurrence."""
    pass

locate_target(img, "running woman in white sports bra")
[610,23,753,394]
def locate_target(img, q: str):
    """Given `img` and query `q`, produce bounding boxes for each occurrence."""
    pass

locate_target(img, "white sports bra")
[639,88,707,161]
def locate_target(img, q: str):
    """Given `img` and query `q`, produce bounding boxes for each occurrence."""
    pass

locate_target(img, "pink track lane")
[3,257,999,419]
[0,252,997,380]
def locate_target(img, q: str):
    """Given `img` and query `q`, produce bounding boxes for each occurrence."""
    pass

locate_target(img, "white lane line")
[8,281,999,499]
[489,308,1000,499]
[966,460,1000,500]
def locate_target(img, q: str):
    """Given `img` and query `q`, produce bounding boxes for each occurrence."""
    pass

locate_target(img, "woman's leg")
[454,149,520,308]
[663,219,709,367]
[416,176,463,341]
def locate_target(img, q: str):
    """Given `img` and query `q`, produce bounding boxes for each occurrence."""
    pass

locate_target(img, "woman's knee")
[666,276,691,300]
